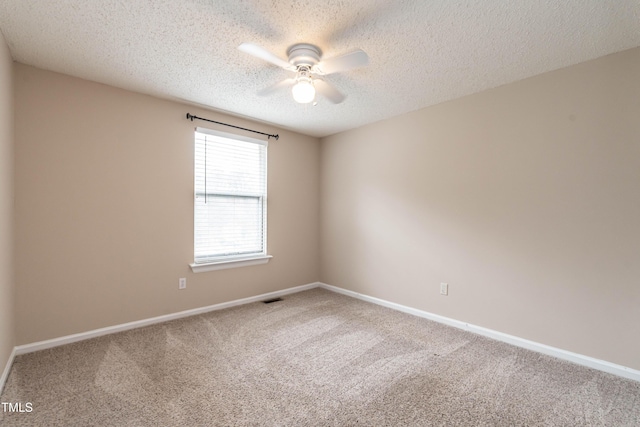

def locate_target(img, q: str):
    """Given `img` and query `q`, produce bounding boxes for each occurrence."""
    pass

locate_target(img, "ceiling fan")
[238,42,369,104]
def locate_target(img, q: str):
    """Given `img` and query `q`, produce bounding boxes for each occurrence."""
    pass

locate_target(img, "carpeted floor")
[1,287,639,426]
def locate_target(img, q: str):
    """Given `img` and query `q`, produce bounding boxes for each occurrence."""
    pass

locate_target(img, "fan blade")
[257,78,296,96]
[315,49,369,75]
[314,79,346,104]
[238,43,295,71]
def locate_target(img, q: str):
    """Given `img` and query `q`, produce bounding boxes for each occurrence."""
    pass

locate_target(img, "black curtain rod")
[186,113,279,140]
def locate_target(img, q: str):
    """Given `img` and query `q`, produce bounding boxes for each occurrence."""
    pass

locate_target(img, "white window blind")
[194,127,267,264]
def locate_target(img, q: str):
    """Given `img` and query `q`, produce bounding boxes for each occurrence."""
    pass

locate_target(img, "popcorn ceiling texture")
[0,0,639,137]
[1,288,639,426]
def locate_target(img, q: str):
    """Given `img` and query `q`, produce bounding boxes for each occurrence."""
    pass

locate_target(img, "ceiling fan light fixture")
[239,42,367,105]
[292,77,315,104]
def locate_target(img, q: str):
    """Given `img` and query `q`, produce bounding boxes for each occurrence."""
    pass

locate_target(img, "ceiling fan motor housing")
[287,43,322,67]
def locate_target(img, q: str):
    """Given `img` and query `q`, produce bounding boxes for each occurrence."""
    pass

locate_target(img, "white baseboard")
[0,346,16,395]
[9,281,639,384]
[318,282,640,383]
[14,282,321,356]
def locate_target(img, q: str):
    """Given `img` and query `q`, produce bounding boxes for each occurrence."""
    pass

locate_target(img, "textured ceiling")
[1,1,639,137]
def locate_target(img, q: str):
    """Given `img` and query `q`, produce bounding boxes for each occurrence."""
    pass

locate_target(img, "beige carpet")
[1,288,639,426]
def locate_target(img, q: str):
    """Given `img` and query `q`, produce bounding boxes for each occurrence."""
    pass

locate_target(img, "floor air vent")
[262,297,283,304]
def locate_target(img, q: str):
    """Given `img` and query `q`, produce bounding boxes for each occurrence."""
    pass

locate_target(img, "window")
[191,127,270,272]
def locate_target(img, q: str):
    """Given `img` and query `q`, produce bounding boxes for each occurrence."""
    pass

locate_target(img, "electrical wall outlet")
[179,278,186,290]
[440,282,448,296]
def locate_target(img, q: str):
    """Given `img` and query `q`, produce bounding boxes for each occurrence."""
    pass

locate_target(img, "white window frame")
[189,127,272,273]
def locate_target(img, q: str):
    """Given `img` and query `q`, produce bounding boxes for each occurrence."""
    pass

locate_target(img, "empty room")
[1,1,639,425]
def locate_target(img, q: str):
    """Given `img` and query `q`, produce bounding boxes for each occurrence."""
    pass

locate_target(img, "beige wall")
[320,47,640,370]
[0,33,14,374]
[14,64,320,345]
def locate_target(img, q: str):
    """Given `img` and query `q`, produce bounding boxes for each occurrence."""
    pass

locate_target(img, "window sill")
[189,255,273,273]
